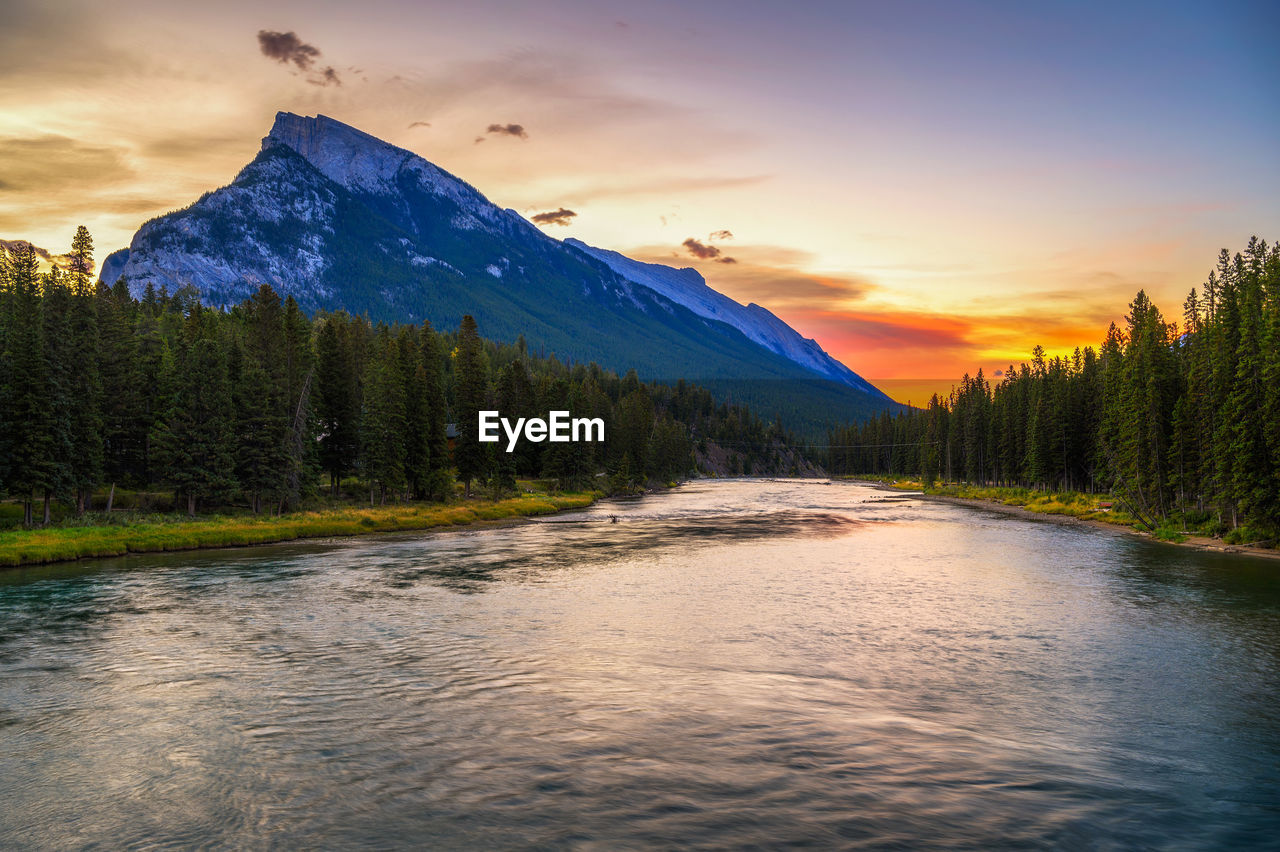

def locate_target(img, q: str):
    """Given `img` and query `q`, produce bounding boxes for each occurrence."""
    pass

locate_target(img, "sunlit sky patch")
[2,0,1276,389]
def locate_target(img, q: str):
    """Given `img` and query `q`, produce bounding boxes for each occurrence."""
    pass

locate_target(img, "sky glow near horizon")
[1,0,1276,395]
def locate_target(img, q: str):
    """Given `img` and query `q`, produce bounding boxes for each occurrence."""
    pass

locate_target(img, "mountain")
[564,239,883,396]
[100,112,898,431]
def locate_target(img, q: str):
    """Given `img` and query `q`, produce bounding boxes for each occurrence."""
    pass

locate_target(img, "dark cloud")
[993,369,1005,376]
[682,238,718,259]
[682,237,736,264]
[531,208,577,226]
[309,66,341,87]
[257,30,341,86]
[257,30,320,70]
[709,229,734,241]
[485,123,528,139]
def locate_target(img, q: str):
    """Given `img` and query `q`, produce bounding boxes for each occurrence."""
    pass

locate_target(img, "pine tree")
[615,387,654,480]
[97,279,139,502]
[133,302,168,485]
[1261,242,1280,526]
[68,226,94,296]
[361,331,407,504]
[1225,240,1274,528]
[39,267,76,523]
[453,315,490,497]
[152,333,236,516]
[315,313,363,494]
[281,295,315,510]
[496,358,538,475]
[419,322,452,500]
[234,286,291,513]
[1208,252,1242,524]
[66,228,103,513]
[0,245,10,498]
[398,327,431,499]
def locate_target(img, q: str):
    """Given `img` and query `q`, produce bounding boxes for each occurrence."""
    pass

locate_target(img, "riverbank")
[849,477,1280,561]
[941,493,1280,560]
[0,492,599,569]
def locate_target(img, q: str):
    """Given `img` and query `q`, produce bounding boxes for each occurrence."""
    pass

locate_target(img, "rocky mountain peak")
[262,112,501,227]
[265,112,412,193]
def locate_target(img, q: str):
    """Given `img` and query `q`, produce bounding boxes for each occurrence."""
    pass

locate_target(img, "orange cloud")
[616,241,1145,379]
[787,307,1117,379]
[630,243,873,308]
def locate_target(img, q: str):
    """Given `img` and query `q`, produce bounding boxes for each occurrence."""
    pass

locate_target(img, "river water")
[1,480,1277,849]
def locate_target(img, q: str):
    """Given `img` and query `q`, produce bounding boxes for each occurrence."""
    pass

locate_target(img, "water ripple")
[1,480,1278,848]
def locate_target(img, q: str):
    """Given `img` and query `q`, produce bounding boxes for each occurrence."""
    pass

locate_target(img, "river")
[1,479,1277,848]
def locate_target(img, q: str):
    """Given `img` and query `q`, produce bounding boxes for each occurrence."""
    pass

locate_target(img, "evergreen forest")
[0,229,799,526]
[827,238,1280,540]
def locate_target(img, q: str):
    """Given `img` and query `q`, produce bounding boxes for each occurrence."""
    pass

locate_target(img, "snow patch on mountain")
[564,239,886,398]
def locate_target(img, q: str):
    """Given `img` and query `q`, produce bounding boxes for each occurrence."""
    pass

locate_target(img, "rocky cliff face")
[102,132,340,307]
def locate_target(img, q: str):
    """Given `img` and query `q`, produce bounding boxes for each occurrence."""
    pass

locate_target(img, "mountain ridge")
[99,111,899,429]
[564,238,882,396]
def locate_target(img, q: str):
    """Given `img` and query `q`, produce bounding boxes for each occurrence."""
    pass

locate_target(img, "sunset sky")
[2,0,1277,401]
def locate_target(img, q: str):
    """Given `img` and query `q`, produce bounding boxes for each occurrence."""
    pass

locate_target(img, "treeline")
[0,230,798,525]
[829,238,1280,537]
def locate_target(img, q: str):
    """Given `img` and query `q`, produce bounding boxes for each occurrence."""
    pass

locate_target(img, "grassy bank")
[843,475,1277,552]
[926,483,1143,525]
[842,476,1176,536]
[0,492,598,569]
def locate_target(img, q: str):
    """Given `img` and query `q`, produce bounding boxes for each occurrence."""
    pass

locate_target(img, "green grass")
[927,483,1280,546]
[1151,525,1189,543]
[1223,525,1277,547]
[927,483,1138,526]
[0,492,599,569]
[845,477,1280,546]
[838,475,1140,527]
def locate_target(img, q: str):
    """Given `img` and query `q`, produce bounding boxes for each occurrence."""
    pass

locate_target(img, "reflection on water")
[1,480,1278,848]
